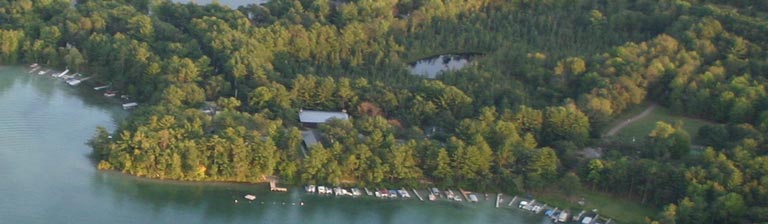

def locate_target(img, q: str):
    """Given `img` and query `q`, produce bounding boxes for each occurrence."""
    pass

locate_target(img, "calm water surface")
[0,66,546,223]
[409,55,474,79]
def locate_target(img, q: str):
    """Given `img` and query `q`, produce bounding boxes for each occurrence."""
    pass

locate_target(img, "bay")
[0,66,547,223]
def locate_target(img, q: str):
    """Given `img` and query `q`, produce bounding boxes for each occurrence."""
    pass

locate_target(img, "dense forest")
[3,0,768,223]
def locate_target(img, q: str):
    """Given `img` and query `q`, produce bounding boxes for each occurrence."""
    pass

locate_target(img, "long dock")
[459,188,471,202]
[495,193,502,208]
[412,188,424,201]
[508,195,518,206]
[269,180,287,192]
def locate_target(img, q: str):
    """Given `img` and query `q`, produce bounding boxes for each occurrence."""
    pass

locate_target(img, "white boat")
[244,194,256,201]
[93,85,110,91]
[122,102,138,110]
[351,188,362,196]
[29,63,39,68]
[38,69,49,75]
[446,189,455,199]
[428,194,437,201]
[519,201,529,209]
[581,217,593,224]
[66,78,81,86]
[557,212,569,223]
[305,185,316,193]
[469,194,478,202]
[333,187,344,196]
[431,187,440,196]
[398,189,411,198]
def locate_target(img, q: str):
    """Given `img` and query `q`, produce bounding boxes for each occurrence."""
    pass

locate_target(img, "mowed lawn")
[606,104,717,144]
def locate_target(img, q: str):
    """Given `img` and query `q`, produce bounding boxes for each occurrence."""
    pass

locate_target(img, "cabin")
[298,109,349,128]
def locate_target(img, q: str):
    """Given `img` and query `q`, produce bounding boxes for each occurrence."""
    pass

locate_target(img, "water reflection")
[409,54,476,79]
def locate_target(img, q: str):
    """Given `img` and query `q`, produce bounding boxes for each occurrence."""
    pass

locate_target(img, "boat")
[428,194,437,201]
[38,69,49,75]
[350,188,362,196]
[317,186,327,194]
[122,102,138,110]
[431,187,440,196]
[469,194,479,202]
[66,78,81,86]
[518,201,529,209]
[581,217,593,224]
[378,189,388,198]
[104,90,117,97]
[557,211,570,223]
[388,190,397,198]
[93,85,110,91]
[29,67,40,73]
[29,63,39,68]
[67,76,90,86]
[305,185,316,193]
[244,194,256,201]
[446,189,455,199]
[399,189,411,198]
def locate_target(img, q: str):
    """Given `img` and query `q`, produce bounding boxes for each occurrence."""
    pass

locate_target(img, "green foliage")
[5,0,768,222]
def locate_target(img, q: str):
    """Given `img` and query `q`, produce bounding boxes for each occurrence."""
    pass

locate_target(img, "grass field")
[605,103,717,144]
[534,188,656,224]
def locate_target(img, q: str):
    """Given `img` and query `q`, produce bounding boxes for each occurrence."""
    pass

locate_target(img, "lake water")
[0,66,547,223]
[409,55,474,79]
[172,0,268,8]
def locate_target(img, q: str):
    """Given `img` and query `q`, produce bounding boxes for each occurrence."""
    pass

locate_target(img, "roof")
[299,110,349,124]
[302,130,320,147]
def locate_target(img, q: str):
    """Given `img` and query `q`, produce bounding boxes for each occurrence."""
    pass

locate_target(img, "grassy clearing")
[534,188,656,224]
[607,104,717,144]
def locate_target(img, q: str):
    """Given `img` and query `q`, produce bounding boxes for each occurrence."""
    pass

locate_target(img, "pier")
[508,195,518,206]
[412,188,424,201]
[269,181,287,192]
[458,188,471,202]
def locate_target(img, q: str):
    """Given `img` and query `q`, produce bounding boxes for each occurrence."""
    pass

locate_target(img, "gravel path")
[604,104,657,137]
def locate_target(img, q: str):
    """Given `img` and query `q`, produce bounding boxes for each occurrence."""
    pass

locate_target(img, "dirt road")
[604,104,657,137]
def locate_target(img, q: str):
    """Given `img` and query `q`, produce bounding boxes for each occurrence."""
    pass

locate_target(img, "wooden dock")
[412,188,424,201]
[269,180,287,192]
[508,195,518,206]
[459,188,471,202]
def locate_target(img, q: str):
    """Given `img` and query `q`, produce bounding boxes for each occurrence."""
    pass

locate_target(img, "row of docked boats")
[28,64,90,86]
[428,187,463,202]
[305,185,412,199]
[28,64,138,110]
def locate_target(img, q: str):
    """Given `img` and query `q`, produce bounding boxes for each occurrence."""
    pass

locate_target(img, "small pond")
[409,54,476,79]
